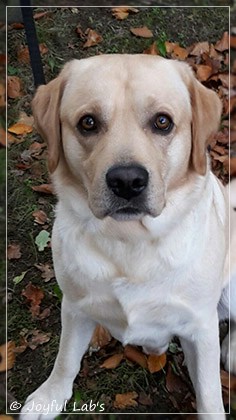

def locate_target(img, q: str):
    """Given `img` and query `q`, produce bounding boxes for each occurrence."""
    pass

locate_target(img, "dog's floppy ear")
[32,74,66,173]
[189,73,222,176]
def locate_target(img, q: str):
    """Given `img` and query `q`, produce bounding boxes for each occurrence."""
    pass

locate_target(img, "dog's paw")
[20,379,72,420]
[221,329,236,375]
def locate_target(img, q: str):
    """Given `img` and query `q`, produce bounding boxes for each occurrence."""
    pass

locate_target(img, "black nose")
[106,165,149,200]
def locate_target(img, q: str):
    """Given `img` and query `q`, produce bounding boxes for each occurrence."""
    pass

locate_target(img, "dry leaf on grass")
[190,41,210,56]
[22,282,44,317]
[171,45,189,60]
[195,64,213,82]
[215,31,229,52]
[0,341,16,372]
[8,122,33,136]
[32,209,48,225]
[100,353,124,369]
[35,263,55,282]
[7,243,21,260]
[33,11,49,20]
[17,43,48,63]
[0,82,5,107]
[113,391,138,409]
[90,325,112,351]
[138,391,153,406]
[147,353,167,373]
[0,127,6,147]
[143,42,159,55]
[130,26,153,38]
[7,76,23,99]
[124,344,148,369]
[111,7,139,20]
[83,29,103,48]
[32,183,54,194]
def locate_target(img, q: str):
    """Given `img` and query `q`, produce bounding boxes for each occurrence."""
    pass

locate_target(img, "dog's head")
[32,55,222,221]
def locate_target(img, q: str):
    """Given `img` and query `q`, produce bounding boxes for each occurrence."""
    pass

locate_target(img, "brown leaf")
[229,157,236,176]
[10,22,24,29]
[195,64,212,82]
[124,344,148,369]
[32,183,54,194]
[7,76,23,99]
[143,42,159,55]
[190,41,209,57]
[25,329,51,350]
[17,43,48,63]
[166,363,187,393]
[90,325,112,350]
[38,307,51,320]
[83,29,103,48]
[76,26,86,39]
[171,45,189,60]
[0,82,5,107]
[29,142,46,157]
[32,209,48,225]
[138,391,153,406]
[22,282,44,317]
[35,263,55,282]
[33,11,49,20]
[7,243,21,260]
[113,391,138,409]
[8,122,33,136]
[147,353,167,373]
[111,7,139,20]
[0,341,16,372]
[130,26,153,38]
[231,35,236,49]
[0,127,6,147]
[165,41,177,54]
[100,353,123,369]
[215,31,229,52]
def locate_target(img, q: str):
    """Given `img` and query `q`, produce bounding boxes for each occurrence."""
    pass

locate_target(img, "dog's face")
[32,55,222,221]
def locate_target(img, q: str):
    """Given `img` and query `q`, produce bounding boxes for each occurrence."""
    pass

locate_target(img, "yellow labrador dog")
[21,55,235,419]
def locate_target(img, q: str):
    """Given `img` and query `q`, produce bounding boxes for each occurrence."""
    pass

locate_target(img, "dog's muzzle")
[105,164,149,220]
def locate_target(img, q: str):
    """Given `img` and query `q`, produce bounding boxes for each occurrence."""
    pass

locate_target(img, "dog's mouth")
[108,206,145,221]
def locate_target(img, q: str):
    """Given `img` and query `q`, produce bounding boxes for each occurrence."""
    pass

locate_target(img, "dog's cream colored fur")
[20,55,235,419]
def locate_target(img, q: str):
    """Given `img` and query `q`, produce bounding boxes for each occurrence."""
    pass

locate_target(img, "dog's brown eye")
[78,115,97,132]
[154,114,173,133]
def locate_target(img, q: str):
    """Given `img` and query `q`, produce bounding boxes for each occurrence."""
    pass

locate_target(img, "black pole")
[20,0,45,87]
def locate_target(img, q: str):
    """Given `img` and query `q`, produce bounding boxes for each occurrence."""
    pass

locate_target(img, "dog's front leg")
[180,315,225,420]
[20,296,96,420]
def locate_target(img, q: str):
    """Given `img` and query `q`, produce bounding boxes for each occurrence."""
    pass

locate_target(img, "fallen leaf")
[111,7,139,20]
[10,22,24,29]
[0,341,16,372]
[18,111,34,127]
[8,122,33,135]
[76,25,86,39]
[138,391,153,406]
[113,391,138,409]
[35,230,51,252]
[90,325,112,351]
[220,369,236,394]
[190,41,209,56]
[32,209,48,225]
[32,183,54,194]
[124,344,148,369]
[7,76,23,99]
[83,29,103,48]
[22,282,44,317]
[38,307,51,319]
[100,353,123,369]
[230,35,236,49]
[147,353,167,373]
[0,127,6,147]
[27,330,51,349]
[17,43,48,63]
[35,263,55,282]
[0,82,5,107]
[143,42,159,55]
[7,243,21,260]
[215,31,229,52]
[171,45,189,60]
[130,26,153,38]
[195,64,212,82]
[165,41,177,55]
[33,11,49,20]
[13,271,27,285]
[166,363,187,393]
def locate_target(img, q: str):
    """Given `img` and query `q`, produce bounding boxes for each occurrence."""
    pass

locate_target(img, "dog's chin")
[106,207,153,221]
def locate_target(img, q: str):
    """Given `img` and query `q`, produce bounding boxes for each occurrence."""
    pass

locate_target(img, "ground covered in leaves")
[5,5,236,419]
